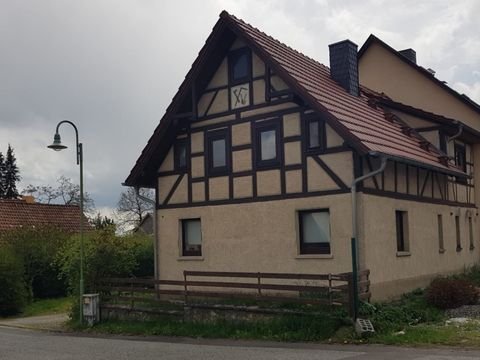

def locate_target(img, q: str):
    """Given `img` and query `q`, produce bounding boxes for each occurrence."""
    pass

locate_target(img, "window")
[228,47,251,85]
[438,214,445,253]
[454,143,468,184]
[181,219,202,256]
[299,210,331,254]
[306,117,325,150]
[455,215,462,251]
[174,139,188,170]
[454,143,466,172]
[469,216,475,250]
[206,129,230,176]
[255,121,281,168]
[395,211,409,252]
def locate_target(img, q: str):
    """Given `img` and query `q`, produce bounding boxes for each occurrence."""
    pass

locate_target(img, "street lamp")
[48,120,85,324]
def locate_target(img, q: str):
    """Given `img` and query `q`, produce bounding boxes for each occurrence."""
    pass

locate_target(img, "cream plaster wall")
[231,123,251,146]
[159,148,174,172]
[232,149,252,172]
[283,112,301,137]
[192,182,205,203]
[307,157,338,191]
[359,193,479,300]
[285,170,302,194]
[284,142,301,165]
[359,43,480,132]
[257,170,281,196]
[157,194,353,280]
[209,176,229,200]
[191,156,205,178]
[233,176,253,198]
[326,124,344,148]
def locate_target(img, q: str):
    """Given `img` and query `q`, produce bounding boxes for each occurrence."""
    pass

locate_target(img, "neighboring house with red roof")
[124,11,479,300]
[0,196,84,234]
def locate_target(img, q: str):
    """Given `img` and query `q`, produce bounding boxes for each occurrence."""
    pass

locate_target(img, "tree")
[22,176,95,213]
[4,145,20,199]
[116,187,154,230]
[91,212,116,231]
[0,152,5,197]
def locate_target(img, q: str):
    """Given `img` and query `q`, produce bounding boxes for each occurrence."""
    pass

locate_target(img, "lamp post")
[48,120,84,324]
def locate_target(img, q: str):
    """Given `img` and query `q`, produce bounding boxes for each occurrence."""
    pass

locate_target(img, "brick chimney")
[399,48,416,64]
[329,40,359,96]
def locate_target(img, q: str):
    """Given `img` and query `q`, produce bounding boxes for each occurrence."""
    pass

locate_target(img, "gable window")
[306,117,326,150]
[228,47,251,85]
[181,219,202,256]
[299,210,331,255]
[174,139,188,171]
[255,121,281,168]
[206,129,230,176]
[395,211,409,253]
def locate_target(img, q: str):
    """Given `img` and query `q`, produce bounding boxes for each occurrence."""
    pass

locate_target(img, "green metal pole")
[79,143,84,324]
[351,237,359,321]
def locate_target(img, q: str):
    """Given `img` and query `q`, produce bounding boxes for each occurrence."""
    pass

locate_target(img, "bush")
[129,233,154,277]
[0,245,28,316]
[55,229,139,296]
[360,289,444,332]
[425,277,478,309]
[3,227,69,299]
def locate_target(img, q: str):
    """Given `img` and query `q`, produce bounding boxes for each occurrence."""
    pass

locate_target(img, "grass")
[78,313,345,342]
[20,297,72,317]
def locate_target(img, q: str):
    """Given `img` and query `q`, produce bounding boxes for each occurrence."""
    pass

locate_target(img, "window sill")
[177,256,204,261]
[456,247,463,253]
[295,254,333,260]
[396,251,411,257]
[470,246,475,251]
[439,249,446,254]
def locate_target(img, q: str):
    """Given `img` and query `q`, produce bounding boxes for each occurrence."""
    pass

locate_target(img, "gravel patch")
[446,305,480,319]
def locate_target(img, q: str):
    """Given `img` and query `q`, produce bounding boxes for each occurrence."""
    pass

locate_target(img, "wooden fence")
[98,269,370,317]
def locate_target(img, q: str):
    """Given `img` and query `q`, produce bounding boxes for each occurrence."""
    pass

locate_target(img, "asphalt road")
[1,326,480,360]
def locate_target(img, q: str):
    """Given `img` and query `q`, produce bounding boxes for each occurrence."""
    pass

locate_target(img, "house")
[134,213,154,235]
[0,196,84,234]
[124,11,480,300]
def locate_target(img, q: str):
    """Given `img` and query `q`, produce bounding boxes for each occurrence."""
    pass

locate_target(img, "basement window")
[181,219,202,257]
[395,211,409,253]
[299,210,331,255]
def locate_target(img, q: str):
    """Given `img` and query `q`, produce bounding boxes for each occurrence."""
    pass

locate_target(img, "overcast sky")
[1,0,479,217]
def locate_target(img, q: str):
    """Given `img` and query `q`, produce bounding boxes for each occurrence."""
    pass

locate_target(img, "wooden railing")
[98,269,370,317]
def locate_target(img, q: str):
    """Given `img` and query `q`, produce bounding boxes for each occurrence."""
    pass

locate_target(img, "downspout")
[134,186,158,282]
[350,153,388,320]
[447,122,464,143]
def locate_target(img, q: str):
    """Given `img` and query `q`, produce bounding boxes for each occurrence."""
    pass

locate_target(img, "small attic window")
[228,47,251,85]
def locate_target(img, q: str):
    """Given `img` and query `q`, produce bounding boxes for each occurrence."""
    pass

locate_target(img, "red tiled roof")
[0,199,84,233]
[124,11,465,187]
[222,12,462,175]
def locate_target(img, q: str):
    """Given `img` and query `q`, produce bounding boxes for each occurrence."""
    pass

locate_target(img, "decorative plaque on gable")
[230,83,250,110]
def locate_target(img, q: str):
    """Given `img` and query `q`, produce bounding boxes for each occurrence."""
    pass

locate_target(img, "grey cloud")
[1,0,479,212]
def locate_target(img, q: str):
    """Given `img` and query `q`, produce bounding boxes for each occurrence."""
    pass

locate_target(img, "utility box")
[83,293,100,326]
